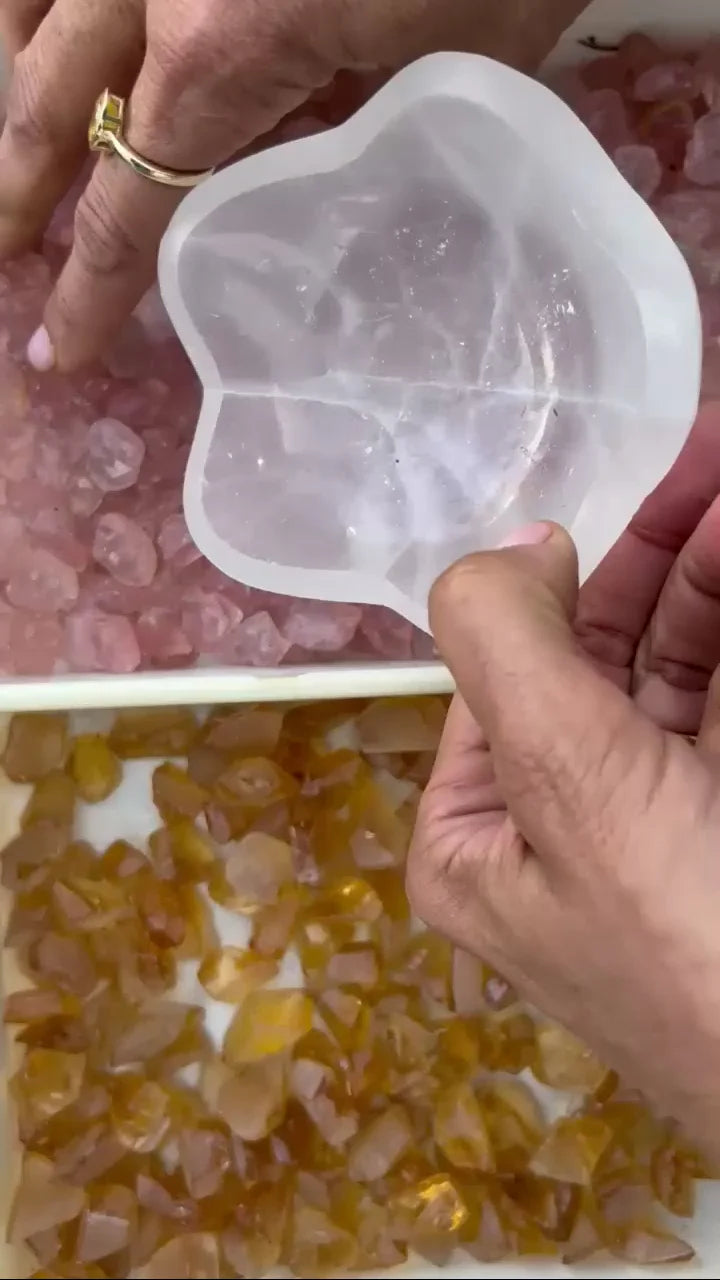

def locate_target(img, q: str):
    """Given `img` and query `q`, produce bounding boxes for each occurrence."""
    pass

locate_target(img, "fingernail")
[497,521,553,548]
[26,325,55,372]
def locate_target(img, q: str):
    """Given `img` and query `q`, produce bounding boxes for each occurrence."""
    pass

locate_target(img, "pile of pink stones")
[0,40,719,677]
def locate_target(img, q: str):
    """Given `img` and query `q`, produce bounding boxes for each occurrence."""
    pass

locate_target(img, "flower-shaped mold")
[159,53,700,632]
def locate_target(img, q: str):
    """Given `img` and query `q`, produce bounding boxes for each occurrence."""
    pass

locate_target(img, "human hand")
[0,0,584,369]
[407,510,720,1156]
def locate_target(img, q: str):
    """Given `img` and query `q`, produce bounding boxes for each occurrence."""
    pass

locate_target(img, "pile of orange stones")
[0,700,707,1277]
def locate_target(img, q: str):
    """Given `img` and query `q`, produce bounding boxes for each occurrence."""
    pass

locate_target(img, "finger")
[631,495,720,735]
[0,0,52,60]
[425,693,502,825]
[429,522,668,863]
[576,403,720,689]
[0,0,143,257]
[44,9,328,370]
[697,666,720,759]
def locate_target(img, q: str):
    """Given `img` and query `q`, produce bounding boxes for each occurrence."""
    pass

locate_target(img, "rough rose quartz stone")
[7,548,79,613]
[92,513,158,587]
[685,114,720,188]
[283,600,362,653]
[65,611,141,673]
[230,612,290,666]
[614,145,663,200]
[85,418,146,492]
[359,606,414,660]
[633,60,699,103]
[577,89,631,153]
[158,513,202,568]
[8,612,63,675]
[181,591,244,653]
[136,607,193,666]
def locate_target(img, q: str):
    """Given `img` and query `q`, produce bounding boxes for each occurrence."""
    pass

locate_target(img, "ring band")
[89,90,214,189]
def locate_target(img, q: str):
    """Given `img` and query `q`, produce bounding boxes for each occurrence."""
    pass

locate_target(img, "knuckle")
[71,179,143,280]
[5,48,56,150]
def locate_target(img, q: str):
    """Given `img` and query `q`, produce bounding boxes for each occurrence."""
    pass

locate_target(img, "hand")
[0,0,585,369]
[407,509,720,1157]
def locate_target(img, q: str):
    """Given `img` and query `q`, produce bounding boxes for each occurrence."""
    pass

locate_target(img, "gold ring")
[88,90,214,189]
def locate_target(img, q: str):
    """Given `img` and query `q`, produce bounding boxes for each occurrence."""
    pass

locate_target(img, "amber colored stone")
[2,713,68,782]
[286,1203,358,1278]
[152,761,207,819]
[111,1003,198,1067]
[614,1227,695,1264]
[179,1126,231,1198]
[222,1180,290,1275]
[651,1144,696,1217]
[314,876,384,923]
[111,1076,171,1152]
[76,1185,137,1262]
[481,1079,545,1173]
[354,697,446,752]
[249,890,305,956]
[205,706,284,754]
[166,818,217,880]
[481,1010,536,1073]
[296,918,354,979]
[347,1105,414,1182]
[318,987,370,1053]
[100,839,147,878]
[204,1056,287,1140]
[347,776,410,864]
[108,707,197,758]
[187,740,226,788]
[198,946,278,1001]
[215,754,298,808]
[136,1233,220,1279]
[326,942,380,990]
[69,734,121,803]
[210,831,294,913]
[391,932,451,1001]
[533,1023,609,1092]
[433,1082,495,1171]
[137,876,186,948]
[224,988,313,1064]
[29,931,96,996]
[4,988,80,1024]
[9,1153,85,1243]
[12,1048,85,1138]
[1,821,68,890]
[530,1116,613,1186]
[22,771,76,831]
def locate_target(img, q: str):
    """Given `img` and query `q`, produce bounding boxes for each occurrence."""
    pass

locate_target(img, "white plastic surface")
[161,52,700,633]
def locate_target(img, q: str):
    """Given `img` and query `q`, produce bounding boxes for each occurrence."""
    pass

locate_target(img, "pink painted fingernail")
[27,325,55,372]
[498,521,553,548]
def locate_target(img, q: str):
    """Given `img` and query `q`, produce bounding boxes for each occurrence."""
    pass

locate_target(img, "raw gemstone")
[614,144,662,199]
[577,88,631,152]
[2,712,67,781]
[181,590,243,652]
[284,599,362,652]
[136,606,192,665]
[433,1082,495,1170]
[0,511,24,578]
[696,43,720,111]
[84,417,146,491]
[69,734,122,802]
[633,60,698,102]
[223,989,313,1063]
[230,610,291,665]
[685,113,720,187]
[8,1153,85,1244]
[158,512,202,566]
[92,512,158,586]
[347,1105,414,1181]
[7,548,79,613]
[6,611,62,676]
[65,610,141,673]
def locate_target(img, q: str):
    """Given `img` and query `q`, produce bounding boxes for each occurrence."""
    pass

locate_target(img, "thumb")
[429,523,667,861]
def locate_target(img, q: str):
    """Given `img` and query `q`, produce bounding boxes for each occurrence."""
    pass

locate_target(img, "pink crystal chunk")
[7,548,79,613]
[85,418,146,492]
[92,513,158,587]
[8,612,63,675]
[65,611,141,673]
[181,591,243,652]
[614,144,662,200]
[633,61,698,103]
[696,44,720,112]
[284,600,362,653]
[0,513,24,579]
[136,607,192,666]
[230,612,290,666]
[158,513,202,567]
[685,114,720,187]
